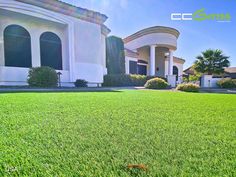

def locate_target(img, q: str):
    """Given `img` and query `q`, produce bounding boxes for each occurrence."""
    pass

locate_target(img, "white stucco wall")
[174,62,183,76]
[165,60,184,81]
[201,75,221,88]
[0,9,69,70]
[0,0,107,86]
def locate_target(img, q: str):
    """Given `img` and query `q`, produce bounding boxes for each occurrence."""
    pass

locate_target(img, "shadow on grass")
[0,88,123,94]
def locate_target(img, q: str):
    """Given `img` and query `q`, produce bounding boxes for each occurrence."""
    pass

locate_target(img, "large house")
[0,0,110,86]
[124,26,185,86]
[0,0,184,87]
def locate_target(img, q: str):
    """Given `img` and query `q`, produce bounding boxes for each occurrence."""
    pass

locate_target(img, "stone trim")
[16,0,108,25]
[101,25,111,36]
[123,26,180,43]
[125,48,139,58]
[174,57,185,64]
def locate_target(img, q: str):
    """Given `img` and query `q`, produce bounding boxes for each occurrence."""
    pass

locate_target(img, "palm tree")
[194,49,230,75]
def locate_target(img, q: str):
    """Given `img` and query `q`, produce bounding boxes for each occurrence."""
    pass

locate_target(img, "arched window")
[4,25,32,68]
[40,32,63,70]
[173,66,179,80]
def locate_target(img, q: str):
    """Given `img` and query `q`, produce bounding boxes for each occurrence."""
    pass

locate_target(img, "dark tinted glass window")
[4,25,32,68]
[173,66,179,80]
[40,32,62,70]
[138,65,147,75]
[129,61,137,74]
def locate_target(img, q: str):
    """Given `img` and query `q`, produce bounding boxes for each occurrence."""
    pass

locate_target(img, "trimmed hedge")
[144,78,169,89]
[217,78,236,88]
[103,74,166,87]
[74,79,88,88]
[27,66,58,88]
[106,36,125,74]
[176,83,200,92]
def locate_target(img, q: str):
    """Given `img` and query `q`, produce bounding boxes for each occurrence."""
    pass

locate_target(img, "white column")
[168,50,174,75]
[68,24,75,82]
[31,31,41,67]
[149,45,156,76]
[0,25,5,66]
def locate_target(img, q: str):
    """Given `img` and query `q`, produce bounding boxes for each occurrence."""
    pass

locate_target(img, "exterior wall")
[124,33,177,51]
[126,47,184,80]
[165,61,184,82]
[201,75,221,88]
[125,56,137,74]
[0,9,69,70]
[137,47,149,74]
[101,34,107,75]
[155,48,167,77]
[73,20,105,83]
[0,0,107,86]
[136,47,168,77]
[173,62,183,82]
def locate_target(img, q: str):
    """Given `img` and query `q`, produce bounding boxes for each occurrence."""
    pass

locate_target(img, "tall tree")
[194,49,230,75]
[106,36,125,74]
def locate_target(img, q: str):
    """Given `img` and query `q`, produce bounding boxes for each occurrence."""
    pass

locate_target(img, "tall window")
[4,25,32,68]
[40,32,62,70]
[129,61,137,74]
[173,66,179,80]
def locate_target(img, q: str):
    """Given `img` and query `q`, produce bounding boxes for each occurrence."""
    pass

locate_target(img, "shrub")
[189,74,201,82]
[176,83,200,92]
[27,66,58,88]
[106,36,125,74]
[74,79,88,88]
[144,78,169,89]
[103,74,166,87]
[217,78,236,88]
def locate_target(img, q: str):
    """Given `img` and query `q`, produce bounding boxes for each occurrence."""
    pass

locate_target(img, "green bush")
[144,78,169,89]
[176,83,200,92]
[27,67,58,88]
[103,74,166,87]
[106,36,125,74]
[74,79,88,88]
[217,78,236,88]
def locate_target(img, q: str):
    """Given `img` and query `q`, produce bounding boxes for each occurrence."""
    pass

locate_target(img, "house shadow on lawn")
[0,87,123,94]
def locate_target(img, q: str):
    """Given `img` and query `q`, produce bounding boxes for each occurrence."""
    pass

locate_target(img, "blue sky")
[63,0,236,68]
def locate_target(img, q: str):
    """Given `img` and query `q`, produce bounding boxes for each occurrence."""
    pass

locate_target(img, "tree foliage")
[106,36,125,74]
[194,49,230,75]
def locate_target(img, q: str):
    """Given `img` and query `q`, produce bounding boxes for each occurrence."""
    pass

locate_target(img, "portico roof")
[123,26,180,44]
[123,26,180,51]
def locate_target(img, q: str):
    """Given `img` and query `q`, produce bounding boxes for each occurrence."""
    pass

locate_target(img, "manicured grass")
[0,90,235,176]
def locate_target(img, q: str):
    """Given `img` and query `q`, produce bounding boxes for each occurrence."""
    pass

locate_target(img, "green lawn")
[0,90,235,176]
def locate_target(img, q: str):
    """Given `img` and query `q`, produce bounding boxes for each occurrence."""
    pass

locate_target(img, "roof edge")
[123,26,180,43]
[16,0,108,25]
[101,25,111,36]
[174,56,185,64]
